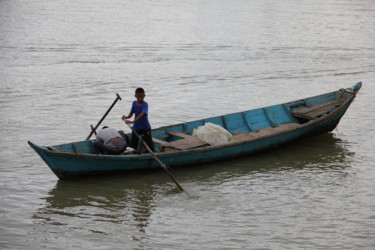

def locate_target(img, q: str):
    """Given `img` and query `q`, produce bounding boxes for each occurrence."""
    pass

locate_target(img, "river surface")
[1,0,375,249]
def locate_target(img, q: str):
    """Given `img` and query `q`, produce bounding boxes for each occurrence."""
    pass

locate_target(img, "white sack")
[193,122,232,146]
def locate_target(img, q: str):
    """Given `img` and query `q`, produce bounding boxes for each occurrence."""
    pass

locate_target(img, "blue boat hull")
[28,82,362,179]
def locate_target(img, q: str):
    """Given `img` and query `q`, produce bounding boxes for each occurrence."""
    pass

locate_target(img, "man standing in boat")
[122,87,155,153]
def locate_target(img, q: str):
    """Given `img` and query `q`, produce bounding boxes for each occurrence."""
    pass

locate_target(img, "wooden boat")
[28,82,362,180]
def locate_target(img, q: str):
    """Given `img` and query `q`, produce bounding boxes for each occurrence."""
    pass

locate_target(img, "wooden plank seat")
[292,99,344,120]
[152,137,168,145]
[155,131,209,150]
[232,123,301,142]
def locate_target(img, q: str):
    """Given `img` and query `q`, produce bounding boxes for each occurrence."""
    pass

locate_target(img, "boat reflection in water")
[33,173,166,235]
[33,132,353,236]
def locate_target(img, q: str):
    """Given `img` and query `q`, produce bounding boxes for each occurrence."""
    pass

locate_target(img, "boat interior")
[151,90,349,153]
[49,88,351,155]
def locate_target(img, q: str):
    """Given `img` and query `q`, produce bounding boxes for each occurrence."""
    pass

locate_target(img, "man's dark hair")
[135,87,145,94]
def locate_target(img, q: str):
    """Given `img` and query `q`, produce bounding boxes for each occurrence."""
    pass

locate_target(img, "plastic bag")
[193,122,232,146]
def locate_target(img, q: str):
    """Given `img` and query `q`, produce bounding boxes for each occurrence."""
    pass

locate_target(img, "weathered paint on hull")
[28,142,159,179]
[28,83,361,180]
[159,100,350,167]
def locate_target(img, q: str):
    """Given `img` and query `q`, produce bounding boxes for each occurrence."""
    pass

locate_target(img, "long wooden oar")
[124,122,184,192]
[86,93,122,140]
[90,125,97,135]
